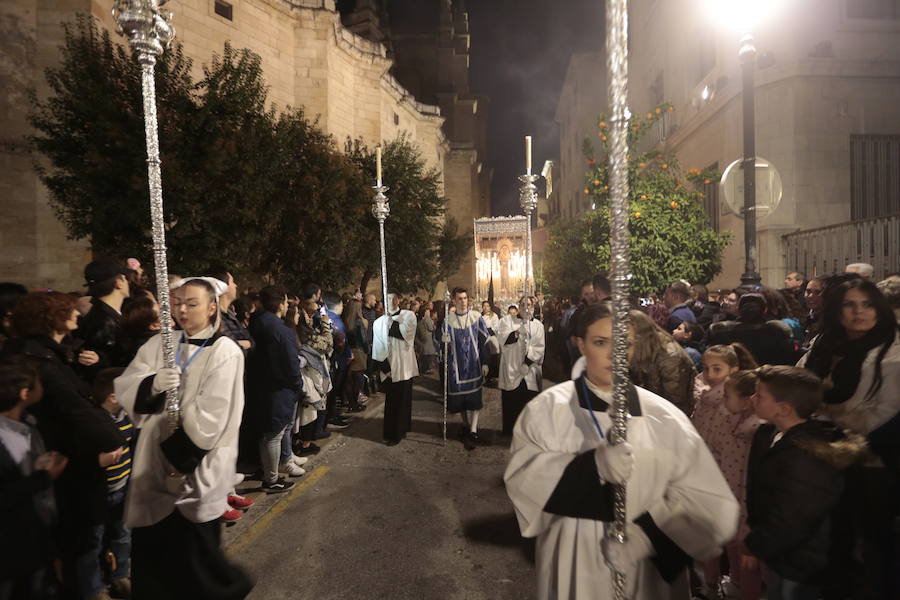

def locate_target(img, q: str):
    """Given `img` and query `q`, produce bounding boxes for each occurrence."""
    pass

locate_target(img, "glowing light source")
[702,0,782,31]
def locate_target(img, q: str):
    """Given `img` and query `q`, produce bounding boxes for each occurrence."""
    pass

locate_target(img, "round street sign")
[720,157,783,219]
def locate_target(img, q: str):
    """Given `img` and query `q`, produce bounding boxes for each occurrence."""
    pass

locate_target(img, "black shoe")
[471,432,490,446]
[383,439,400,446]
[327,418,351,430]
[346,404,366,413]
[463,432,477,451]
[261,477,295,494]
[297,443,321,456]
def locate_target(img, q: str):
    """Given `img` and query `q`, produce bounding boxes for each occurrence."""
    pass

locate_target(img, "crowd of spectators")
[2,255,899,599]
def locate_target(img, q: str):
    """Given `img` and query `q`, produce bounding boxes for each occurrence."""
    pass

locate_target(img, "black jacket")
[745,420,864,583]
[76,297,126,377]
[246,311,303,433]
[2,336,124,527]
[707,320,800,365]
[0,421,56,579]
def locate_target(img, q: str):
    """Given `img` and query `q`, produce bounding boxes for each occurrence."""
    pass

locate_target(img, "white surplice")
[498,315,545,392]
[371,309,419,382]
[115,328,245,527]
[505,379,738,600]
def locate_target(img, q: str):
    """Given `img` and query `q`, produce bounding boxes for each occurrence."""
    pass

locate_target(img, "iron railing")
[783,212,900,281]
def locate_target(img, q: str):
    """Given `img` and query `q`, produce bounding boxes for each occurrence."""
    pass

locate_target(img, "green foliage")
[544,103,731,296]
[29,16,464,293]
[346,136,467,295]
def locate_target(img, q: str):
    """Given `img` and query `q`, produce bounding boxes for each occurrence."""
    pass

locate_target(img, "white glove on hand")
[481,364,490,377]
[602,523,654,573]
[442,332,451,343]
[518,363,530,377]
[151,366,182,395]
[593,441,634,484]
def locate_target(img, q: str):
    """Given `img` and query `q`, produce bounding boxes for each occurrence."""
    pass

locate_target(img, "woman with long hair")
[627,310,695,416]
[798,276,900,599]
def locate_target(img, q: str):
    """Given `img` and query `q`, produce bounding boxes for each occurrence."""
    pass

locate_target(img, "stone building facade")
[1,0,488,292]
[555,0,900,289]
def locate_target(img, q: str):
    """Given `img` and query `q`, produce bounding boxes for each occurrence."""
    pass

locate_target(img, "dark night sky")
[466,0,605,215]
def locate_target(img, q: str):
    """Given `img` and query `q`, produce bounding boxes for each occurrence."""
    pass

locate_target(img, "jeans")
[75,488,131,597]
[259,424,290,484]
[766,570,820,600]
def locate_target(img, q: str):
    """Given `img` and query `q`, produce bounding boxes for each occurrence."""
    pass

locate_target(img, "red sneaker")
[222,508,243,522]
[228,494,255,510]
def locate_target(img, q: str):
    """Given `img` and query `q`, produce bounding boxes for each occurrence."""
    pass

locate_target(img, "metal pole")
[372,184,391,314]
[112,0,178,428]
[518,173,539,336]
[739,34,761,287]
[606,0,631,598]
[442,288,450,445]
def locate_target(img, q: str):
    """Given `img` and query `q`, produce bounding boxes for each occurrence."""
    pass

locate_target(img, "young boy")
[86,367,133,599]
[746,365,864,600]
[0,361,67,597]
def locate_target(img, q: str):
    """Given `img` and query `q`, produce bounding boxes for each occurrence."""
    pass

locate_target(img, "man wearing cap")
[77,259,132,374]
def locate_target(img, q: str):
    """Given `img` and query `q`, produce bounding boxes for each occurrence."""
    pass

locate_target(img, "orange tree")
[543,103,730,297]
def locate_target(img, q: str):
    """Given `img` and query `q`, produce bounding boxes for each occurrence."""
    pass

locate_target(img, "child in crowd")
[691,344,757,596]
[710,370,765,600]
[86,367,133,599]
[0,361,67,598]
[745,366,865,600]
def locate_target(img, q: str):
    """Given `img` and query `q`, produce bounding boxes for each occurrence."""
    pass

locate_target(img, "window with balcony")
[851,135,900,219]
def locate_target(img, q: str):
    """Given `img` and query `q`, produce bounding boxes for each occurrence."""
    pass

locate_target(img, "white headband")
[171,276,228,298]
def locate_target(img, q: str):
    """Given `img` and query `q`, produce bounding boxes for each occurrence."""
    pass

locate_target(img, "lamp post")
[739,34,761,287]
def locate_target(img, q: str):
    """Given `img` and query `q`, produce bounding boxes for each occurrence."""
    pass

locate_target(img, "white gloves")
[481,364,490,377]
[518,363,531,377]
[602,523,654,572]
[593,441,634,484]
[151,366,182,395]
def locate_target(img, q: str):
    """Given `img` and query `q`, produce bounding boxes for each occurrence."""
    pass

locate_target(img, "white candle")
[525,136,532,174]
[376,145,382,185]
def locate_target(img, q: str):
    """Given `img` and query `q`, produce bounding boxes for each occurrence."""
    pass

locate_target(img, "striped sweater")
[106,409,134,493]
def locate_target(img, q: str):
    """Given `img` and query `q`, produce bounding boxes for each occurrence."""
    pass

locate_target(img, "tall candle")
[376,145,382,185]
[525,135,532,175]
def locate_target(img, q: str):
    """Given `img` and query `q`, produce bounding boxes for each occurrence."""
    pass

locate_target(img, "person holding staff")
[505,302,738,599]
[115,277,252,600]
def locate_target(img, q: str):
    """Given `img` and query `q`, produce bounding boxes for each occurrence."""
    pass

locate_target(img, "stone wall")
[2,0,457,291]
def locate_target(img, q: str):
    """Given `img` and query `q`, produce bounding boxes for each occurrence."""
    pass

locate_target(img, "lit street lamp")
[739,33,760,287]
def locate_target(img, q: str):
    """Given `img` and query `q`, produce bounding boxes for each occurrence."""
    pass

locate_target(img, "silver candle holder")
[112,0,179,429]
[371,183,391,315]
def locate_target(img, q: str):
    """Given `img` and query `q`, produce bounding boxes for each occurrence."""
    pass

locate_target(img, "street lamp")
[703,0,783,288]
[739,33,760,287]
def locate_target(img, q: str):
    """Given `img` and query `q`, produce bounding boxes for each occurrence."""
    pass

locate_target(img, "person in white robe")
[481,300,501,380]
[115,277,252,600]
[505,301,738,600]
[498,295,546,435]
[371,291,419,445]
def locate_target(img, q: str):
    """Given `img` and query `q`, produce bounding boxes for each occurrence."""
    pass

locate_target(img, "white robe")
[482,312,501,355]
[505,379,738,600]
[371,310,419,382]
[115,330,245,527]
[498,315,545,392]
